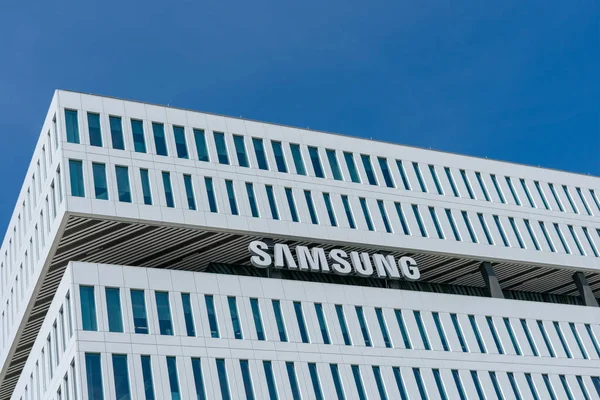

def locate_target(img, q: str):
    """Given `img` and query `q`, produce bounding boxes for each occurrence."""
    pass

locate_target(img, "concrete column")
[573,272,598,307]
[480,262,504,299]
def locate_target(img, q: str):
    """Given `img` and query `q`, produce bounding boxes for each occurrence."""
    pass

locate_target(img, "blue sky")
[0,0,598,231]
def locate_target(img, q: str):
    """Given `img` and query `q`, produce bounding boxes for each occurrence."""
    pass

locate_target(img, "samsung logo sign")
[249,240,420,281]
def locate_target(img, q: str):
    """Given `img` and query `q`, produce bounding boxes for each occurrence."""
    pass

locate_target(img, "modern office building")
[0,90,599,400]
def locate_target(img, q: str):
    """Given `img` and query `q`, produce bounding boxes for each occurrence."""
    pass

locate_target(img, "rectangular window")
[563,185,578,213]
[290,144,306,175]
[553,321,570,358]
[214,132,229,164]
[582,227,598,257]
[433,369,447,400]
[360,198,374,231]
[151,123,168,156]
[225,180,238,215]
[488,174,504,203]
[429,165,443,194]
[85,353,103,400]
[521,319,539,356]
[202,177,217,212]
[48,334,54,378]
[452,370,467,400]
[140,169,152,205]
[115,166,131,203]
[304,190,319,224]
[576,187,592,215]
[539,221,555,252]
[191,358,206,400]
[250,298,265,340]
[308,363,324,400]
[432,312,449,351]
[263,361,279,400]
[490,215,510,247]
[475,172,490,200]
[451,313,468,352]
[272,299,287,342]
[324,149,343,180]
[501,317,522,355]
[344,152,361,183]
[355,306,372,347]
[509,217,525,248]
[520,179,535,207]
[378,200,392,233]
[576,375,590,400]
[568,225,585,255]
[471,371,486,400]
[560,375,574,400]
[414,310,430,350]
[228,296,243,339]
[240,360,255,400]
[506,176,521,205]
[272,141,287,172]
[131,289,149,334]
[155,292,173,335]
[87,113,102,147]
[232,135,249,167]
[570,323,588,359]
[205,294,219,338]
[166,356,181,400]
[486,316,504,354]
[413,368,428,399]
[131,119,146,153]
[393,367,409,400]
[246,183,260,218]
[105,288,123,333]
[181,293,195,337]
[286,362,301,400]
[336,304,352,345]
[194,129,209,162]
[183,175,196,210]
[412,204,427,237]
[590,189,600,212]
[524,219,540,250]
[65,109,80,143]
[535,181,550,209]
[377,157,394,187]
[308,146,324,178]
[294,301,309,343]
[69,160,85,197]
[342,195,356,229]
[460,169,474,199]
[252,138,268,170]
[549,183,564,211]
[284,188,299,222]
[312,303,330,344]
[266,185,279,220]
[108,116,124,150]
[173,126,188,159]
[508,372,522,400]
[322,193,337,226]
[162,172,175,208]
[351,365,367,400]
[444,167,459,197]
[469,315,486,353]
[80,286,97,331]
[216,359,231,400]
[554,223,570,254]
[112,354,130,400]
[429,207,444,239]
[361,155,377,185]
[522,374,540,400]
[413,162,427,192]
[330,364,346,400]
[92,163,108,200]
[477,213,493,244]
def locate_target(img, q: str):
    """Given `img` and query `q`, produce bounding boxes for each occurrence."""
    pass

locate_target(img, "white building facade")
[1,90,599,399]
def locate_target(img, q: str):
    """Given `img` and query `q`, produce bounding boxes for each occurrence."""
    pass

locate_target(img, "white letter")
[330,249,351,275]
[350,251,374,277]
[274,244,298,270]
[373,254,401,279]
[249,240,271,268]
[296,246,330,272]
[399,256,420,281]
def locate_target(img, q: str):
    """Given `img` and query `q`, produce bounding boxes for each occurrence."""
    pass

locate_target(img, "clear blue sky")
[0,0,598,232]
